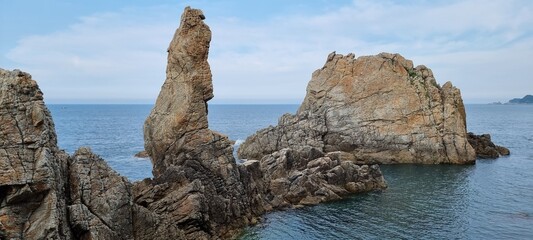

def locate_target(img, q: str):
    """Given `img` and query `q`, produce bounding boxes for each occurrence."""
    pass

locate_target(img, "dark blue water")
[48,104,533,239]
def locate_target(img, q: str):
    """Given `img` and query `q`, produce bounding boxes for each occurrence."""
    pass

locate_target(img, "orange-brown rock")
[136,7,254,239]
[239,52,477,164]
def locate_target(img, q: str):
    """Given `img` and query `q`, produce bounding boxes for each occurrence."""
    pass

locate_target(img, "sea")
[48,104,533,239]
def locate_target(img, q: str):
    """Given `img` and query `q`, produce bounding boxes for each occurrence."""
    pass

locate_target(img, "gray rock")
[68,147,134,240]
[0,68,73,239]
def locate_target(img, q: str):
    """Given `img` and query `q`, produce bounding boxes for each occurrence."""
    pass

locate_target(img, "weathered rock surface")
[239,147,386,209]
[136,7,387,239]
[1,7,388,240]
[68,147,134,240]
[467,132,510,159]
[136,7,254,239]
[143,6,213,177]
[239,52,477,165]
[0,68,73,239]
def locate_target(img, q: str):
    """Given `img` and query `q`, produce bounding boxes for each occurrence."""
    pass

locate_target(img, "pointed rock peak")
[143,7,216,175]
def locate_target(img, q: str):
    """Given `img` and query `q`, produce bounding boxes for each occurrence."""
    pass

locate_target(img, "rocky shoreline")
[0,7,508,240]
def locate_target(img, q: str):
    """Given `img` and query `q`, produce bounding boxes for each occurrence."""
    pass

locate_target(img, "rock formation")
[0,68,73,239]
[467,132,510,159]
[238,52,477,164]
[68,147,134,239]
[135,7,386,239]
[0,69,138,239]
[239,147,386,209]
[137,7,255,239]
[0,7,387,240]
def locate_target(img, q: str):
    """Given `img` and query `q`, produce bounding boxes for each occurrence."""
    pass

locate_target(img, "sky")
[1,0,532,104]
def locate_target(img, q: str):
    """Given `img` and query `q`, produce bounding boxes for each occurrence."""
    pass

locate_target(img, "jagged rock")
[241,147,387,208]
[136,7,388,239]
[0,68,73,239]
[134,150,149,158]
[68,147,134,239]
[143,6,213,177]
[136,7,253,239]
[0,7,389,240]
[239,52,477,164]
[467,132,510,159]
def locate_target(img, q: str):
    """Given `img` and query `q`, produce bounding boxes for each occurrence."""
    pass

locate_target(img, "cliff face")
[0,69,72,239]
[0,69,138,239]
[238,52,477,164]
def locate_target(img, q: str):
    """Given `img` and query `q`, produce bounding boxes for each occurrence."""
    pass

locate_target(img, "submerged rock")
[467,132,510,159]
[238,52,477,164]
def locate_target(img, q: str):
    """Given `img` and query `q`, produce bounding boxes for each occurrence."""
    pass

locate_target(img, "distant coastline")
[489,95,533,105]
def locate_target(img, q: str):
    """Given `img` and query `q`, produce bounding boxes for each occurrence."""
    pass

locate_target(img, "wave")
[234,139,245,146]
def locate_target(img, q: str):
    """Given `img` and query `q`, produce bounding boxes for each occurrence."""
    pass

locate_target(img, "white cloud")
[5,0,533,103]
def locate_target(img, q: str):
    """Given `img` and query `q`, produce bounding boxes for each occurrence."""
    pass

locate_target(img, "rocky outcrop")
[0,69,137,239]
[136,7,255,239]
[134,150,149,158]
[467,132,510,159]
[68,147,134,239]
[0,68,73,239]
[1,7,387,240]
[135,7,386,239]
[238,52,477,165]
[239,147,386,209]
[143,6,213,176]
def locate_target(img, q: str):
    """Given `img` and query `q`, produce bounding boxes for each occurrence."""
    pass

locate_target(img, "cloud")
[5,0,533,103]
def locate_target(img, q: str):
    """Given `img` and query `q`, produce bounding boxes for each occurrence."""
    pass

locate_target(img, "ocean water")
[48,104,533,239]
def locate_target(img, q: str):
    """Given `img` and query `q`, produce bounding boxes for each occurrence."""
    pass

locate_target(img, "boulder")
[467,132,510,159]
[238,52,477,164]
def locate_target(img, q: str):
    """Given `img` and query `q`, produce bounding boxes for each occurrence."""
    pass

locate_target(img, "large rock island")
[238,52,478,164]
[0,7,387,240]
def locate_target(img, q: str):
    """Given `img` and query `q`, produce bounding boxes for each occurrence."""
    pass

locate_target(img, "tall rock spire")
[144,7,214,176]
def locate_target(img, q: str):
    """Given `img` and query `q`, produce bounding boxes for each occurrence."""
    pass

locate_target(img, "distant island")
[508,95,533,104]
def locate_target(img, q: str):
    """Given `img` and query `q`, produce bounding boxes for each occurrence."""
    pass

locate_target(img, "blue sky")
[1,0,532,104]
